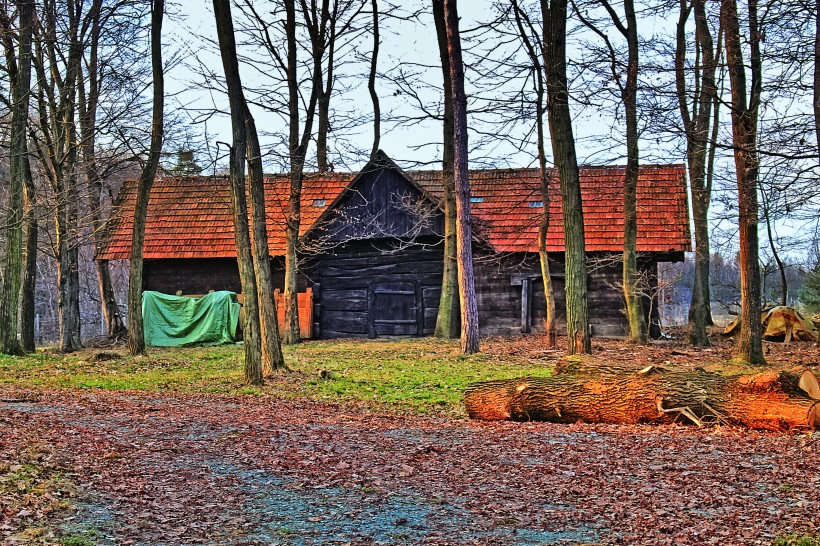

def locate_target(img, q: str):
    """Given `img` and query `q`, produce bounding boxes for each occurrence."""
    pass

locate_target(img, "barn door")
[368,281,422,337]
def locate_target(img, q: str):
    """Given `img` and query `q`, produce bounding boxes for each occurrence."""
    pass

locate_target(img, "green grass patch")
[774,536,820,546]
[0,338,552,414]
[58,536,97,546]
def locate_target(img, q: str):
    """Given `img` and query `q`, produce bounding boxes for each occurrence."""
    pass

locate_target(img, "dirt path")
[2,389,819,545]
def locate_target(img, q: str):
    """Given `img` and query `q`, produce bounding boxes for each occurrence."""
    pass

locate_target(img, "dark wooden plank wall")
[473,252,661,338]
[474,254,560,336]
[143,258,242,294]
[320,168,444,242]
[313,239,444,339]
[143,256,312,295]
[143,253,661,339]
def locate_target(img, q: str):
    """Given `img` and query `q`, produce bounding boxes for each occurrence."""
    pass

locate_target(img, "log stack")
[464,363,820,432]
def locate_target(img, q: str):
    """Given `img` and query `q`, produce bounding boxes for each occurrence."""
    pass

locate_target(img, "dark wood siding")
[143,257,306,295]
[313,239,443,339]
[473,252,660,338]
[143,258,242,294]
[474,253,564,337]
[144,251,660,340]
[319,168,443,242]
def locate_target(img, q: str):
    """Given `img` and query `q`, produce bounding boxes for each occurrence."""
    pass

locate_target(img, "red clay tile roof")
[98,173,354,260]
[410,165,690,253]
[97,164,689,260]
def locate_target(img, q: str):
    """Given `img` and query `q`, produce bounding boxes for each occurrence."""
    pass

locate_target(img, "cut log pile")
[464,362,820,431]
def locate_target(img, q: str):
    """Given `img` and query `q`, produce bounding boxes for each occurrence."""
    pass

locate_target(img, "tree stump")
[464,364,820,432]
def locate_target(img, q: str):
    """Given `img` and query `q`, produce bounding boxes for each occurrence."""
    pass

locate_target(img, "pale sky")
[163,0,679,174]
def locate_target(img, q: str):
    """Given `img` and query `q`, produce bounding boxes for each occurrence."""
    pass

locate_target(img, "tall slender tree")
[283,0,324,344]
[511,0,557,347]
[576,0,646,344]
[213,0,273,383]
[540,0,590,354]
[247,129,286,373]
[443,0,479,354]
[128,0,164,356]
[432,0,459,339]
[31,0,85,352]
[368,0,380,156]
[676,0,721,347]
[720,0,765,365]
[77,0,126,340]
[0,0,34,355]
[20,150,36,352]
[237,0,324,345]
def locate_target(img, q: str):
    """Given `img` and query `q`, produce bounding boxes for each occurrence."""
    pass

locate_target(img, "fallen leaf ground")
[3,390,820,545]
[2,334,819,545]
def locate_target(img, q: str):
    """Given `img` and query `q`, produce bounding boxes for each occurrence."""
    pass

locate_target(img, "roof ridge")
[143,163,685,183]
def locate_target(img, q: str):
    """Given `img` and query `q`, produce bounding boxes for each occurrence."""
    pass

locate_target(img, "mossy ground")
[0,338,552,415]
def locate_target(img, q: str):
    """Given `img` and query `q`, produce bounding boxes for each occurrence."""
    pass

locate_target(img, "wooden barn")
[97,151,690,339]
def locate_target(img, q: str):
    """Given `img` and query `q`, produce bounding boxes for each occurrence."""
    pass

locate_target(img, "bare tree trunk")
[432,0,459,340]
[368,0,380,157]
[538,194,557,348]
[28,0,84,352]
[283,0,322,345]
[581,0,646,343]
[87,164,125,340]
[815,0,820,152]
[677,0,720,346]
[702,71,720,326]
[213,0,265,384]
[246,111,285,373]
[283,186,302,346]
[97,261,123,335]
[0,0,34,355]
[83,117,125,339]
[762,193,787,306]
[55,8,84,353]
[77,0,123,340]
[317,94,330,171]
[541,0,590,354]
[721,0,765,365]
[284,0,302,346]
[443,0,479,354]
[464,366,820,432]
[511,0,555,347]
[128,0,164,356]
[21,156,37,352]
[315,3,335,172]
[619,0,647,344]
[57,182,82,352]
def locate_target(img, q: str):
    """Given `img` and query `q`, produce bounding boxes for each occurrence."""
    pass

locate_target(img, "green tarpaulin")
[142,290,241,347]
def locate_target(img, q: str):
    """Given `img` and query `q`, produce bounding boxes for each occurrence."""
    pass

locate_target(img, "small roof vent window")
[470,196,484,204]
[529,201,544,208]
[313,199,327,207]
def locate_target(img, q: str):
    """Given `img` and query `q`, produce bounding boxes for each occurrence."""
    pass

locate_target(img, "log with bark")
[464,364,820,432]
